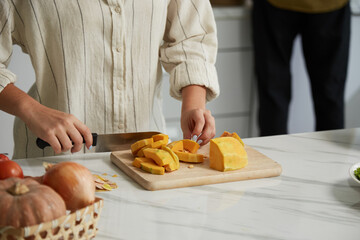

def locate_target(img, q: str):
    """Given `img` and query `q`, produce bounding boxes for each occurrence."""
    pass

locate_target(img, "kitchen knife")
[36,131,161,152]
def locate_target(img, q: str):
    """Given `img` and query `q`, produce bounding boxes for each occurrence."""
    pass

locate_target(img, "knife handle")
[36,133,98,149]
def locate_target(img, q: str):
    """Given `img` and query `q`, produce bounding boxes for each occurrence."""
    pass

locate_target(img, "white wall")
[0,46,35,158]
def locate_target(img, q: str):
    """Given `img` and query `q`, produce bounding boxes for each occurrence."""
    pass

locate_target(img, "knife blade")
[36,131,161,152]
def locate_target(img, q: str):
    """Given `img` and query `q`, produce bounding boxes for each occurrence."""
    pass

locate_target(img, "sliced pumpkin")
[182,139,200,153]
[161,146,180,172]
[143,148,172,166]
[136,144,152,157]
[167,140,183,152]
[152,133,169,143]
[151,140,168,149]
[131,138,154,156]
[220,131,244,147]
[133,157,154,168]
[140,162,165,175]
[209,137,248,172]
[174,151,204,163]
[167,139,200,153]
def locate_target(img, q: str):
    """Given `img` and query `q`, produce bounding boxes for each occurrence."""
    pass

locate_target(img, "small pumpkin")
[0,177,66,228]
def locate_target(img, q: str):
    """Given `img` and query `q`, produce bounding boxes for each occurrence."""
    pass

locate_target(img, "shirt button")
[116,47,121,52]
[115,6,121,14]
[117,85,121,90]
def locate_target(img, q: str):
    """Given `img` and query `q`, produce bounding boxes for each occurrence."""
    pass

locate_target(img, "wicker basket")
[0,197,104,240]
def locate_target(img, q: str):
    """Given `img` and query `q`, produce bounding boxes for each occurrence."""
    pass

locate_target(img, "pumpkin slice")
[152,133,169,143]
[133,157,154,168]
[174,151,204,163]
[140,162,165,175]
[136,144,152,157]
[209,137,248,172]
[161,146,180,172]
[182,139,200,153]
[167,140,183,152]
[167,139,200,153]
[151,139,168,149]
[220,131,244,147]
[143,148,172,166]
[131,138,154,156]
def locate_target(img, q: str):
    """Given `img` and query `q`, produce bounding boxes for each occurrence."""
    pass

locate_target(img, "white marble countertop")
[16,128,360,240]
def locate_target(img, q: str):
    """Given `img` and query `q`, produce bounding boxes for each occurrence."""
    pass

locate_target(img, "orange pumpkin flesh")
[209,137,248,172]
[0,178,66,228]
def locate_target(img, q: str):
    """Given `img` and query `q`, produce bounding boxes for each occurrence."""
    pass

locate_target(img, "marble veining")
[16,128,360,240]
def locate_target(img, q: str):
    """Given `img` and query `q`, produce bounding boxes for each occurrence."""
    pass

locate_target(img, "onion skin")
[43,162,95,211]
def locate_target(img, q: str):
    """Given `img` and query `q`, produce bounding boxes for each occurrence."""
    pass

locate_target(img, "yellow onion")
[43,162,95,211]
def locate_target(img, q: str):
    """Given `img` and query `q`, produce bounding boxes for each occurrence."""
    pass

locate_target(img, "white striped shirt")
[0,0,219,159]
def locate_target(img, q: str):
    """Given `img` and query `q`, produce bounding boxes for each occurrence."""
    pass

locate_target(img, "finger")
[181,116,193,140]
[67,127,84,153]
[74,121,93,149]
[45,135,62,154]
[191,113,205,140]
[197,113,215,145]
[56,131,73,152]
[182,127,192,140]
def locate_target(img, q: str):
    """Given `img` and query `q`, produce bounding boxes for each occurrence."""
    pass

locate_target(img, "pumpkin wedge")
[209,137,248,172]
[161,146,180,172]
[140,162,165,175]
[143,148,173,166]
[131,138,154,156]
[175,151,204,163]
[152,133,169,143]
[167,139,200,153]
[182,139,200,153]
[167,140,183,152]
[133,157,154,168]
[151,140,168,149]
[136,144,152,157]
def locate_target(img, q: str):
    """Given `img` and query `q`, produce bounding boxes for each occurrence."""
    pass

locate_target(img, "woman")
[0,0,219,158]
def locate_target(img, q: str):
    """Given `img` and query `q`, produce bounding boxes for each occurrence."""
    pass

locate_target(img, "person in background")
[252,0,351,136]
[0,0,219,159]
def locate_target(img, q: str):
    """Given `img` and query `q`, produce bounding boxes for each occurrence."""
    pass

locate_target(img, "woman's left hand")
[181,108,216,145]
[180,85,216,145]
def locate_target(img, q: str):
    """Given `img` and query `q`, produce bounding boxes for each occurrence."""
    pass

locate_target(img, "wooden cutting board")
[110,144,282,191]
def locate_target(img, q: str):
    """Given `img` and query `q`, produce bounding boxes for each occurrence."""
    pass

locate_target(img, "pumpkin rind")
[0,178,66,228]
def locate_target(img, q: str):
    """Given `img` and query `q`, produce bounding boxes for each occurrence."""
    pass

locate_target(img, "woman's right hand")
[0,84,92,154]
[23,104,93,154]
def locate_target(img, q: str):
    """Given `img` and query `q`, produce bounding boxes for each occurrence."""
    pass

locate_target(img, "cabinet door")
[207,50,253,115]
[217,18,252,49]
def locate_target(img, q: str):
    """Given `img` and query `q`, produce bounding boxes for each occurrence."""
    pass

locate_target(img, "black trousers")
[252,0,351,136]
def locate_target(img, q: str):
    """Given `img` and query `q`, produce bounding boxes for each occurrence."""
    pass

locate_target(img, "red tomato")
[0,154,10,161]
[0,160,24,180]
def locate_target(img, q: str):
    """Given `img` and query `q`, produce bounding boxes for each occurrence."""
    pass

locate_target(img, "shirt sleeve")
[0,1,16,93]
[160,0,219,102]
